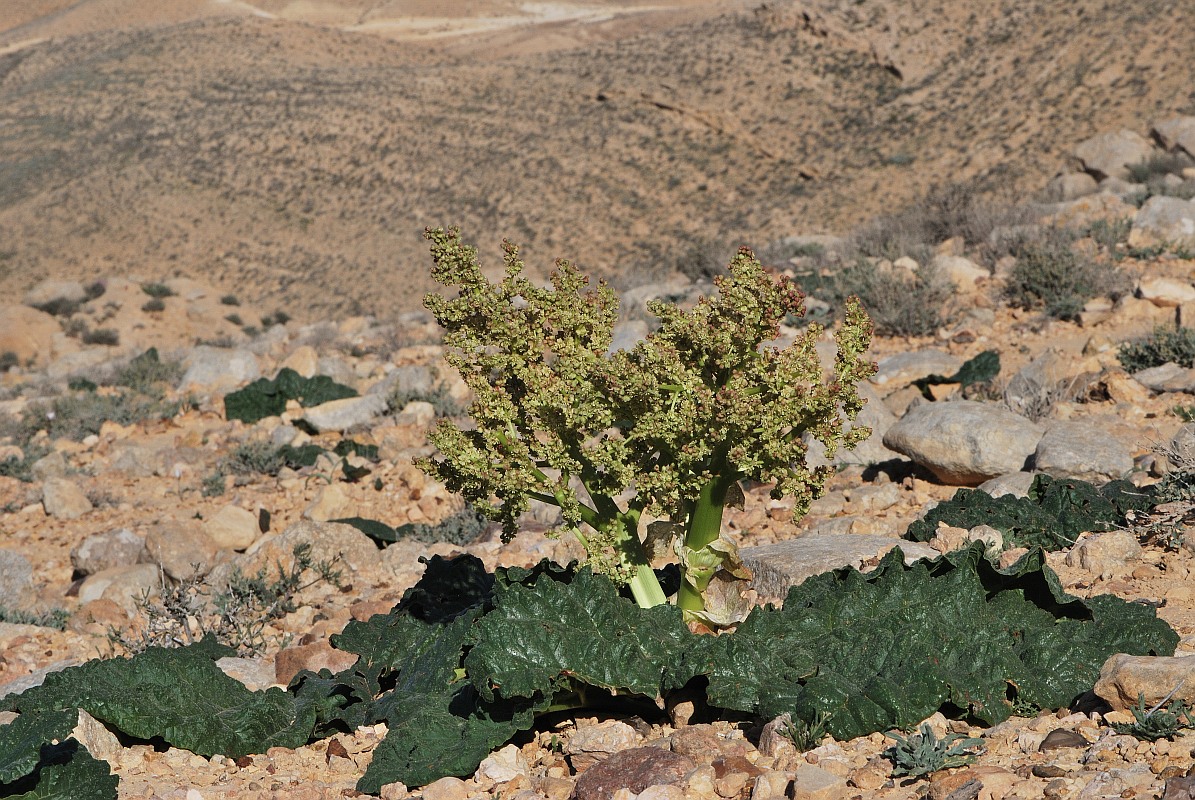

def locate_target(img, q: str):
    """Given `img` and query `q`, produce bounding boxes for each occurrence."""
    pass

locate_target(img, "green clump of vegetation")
[780,711,832,752]
[1119,325,1195,372]
[224,440,326,477]
[140,282,175,298]
[882,723,985,779]
[1111,692,1194,742]
[15,390,181,445]
[222,368,357,425]
[905,474,1154,551]
[141,298,166,313]
[1004,227,1129,320]
[81,328,120,346]
[220,294,240,306]
[0,350,19,373]
[0,443,50,483]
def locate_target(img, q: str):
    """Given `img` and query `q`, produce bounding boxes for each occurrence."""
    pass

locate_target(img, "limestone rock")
[567,721,640,772]
[932,254,989,291]
[180,346,260,392]
[280,345,319,378]
[977,472,1036,499]
[882,400,1042,485]
[1046,173,1099,201]
[476,743,530,783]
[422,776,470,800]
[71,528,145,576]
[78,563,161,610]
[203,504,260,551]
[1152,116,1195,158]
[1065,530,1142,580]
[42,477,93,520]
[216,656,278,691]
[1134,362,1195,394]
[1073,129,1155,181]
[741,535,938,600]
[1138,276,1195,307]
[302,481,352,522]
[1033,421,1134,483]
[230,519,378,582]
[791,764,847,800]
[0,305,60,368]
[141,521,220,581]
[30,451,66,481]
[871,349,962,393]
[1129,196,1195,249]
[23,279,87,310]
[1095,654,1195,711]
[0,549,34,611]
[71,708,122,764]
[301,394,387,433]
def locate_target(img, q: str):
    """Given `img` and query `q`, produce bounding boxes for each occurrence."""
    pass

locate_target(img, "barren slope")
[0,0,1192,321]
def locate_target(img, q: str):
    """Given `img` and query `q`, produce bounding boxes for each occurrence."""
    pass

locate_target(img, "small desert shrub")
[111,544,342,656]
[224,440,324,477]
[0,351,19,373]
[81,328,120,346]
[84,281,107,300]
[828,258,953,337]
[21,391,180,443]
[141,298,166,313]
[224,313,244,327]
[0,605,69,630]
[1004,227,1129,320]
[1119,326,1195,372]
[387,384,464,418]
[111,348,183,396]
[0,443,49,483]
[220,294,240,306]
[1127,153,1195,184]
[201,469,227,497]
[1080,218,1133,254]
[141,282,175,298]
[261,310,291,328]
[670,236,737,282]
[32,297,80,317]
[851,181,1028,263]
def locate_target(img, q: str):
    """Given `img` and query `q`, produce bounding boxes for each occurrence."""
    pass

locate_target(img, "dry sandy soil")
[0,0,1192,321]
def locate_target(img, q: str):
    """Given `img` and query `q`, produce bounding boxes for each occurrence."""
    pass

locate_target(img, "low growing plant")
[882,723,985,779]
[1004,227,1129,320]
[826,257,953,337]
[1111,692,1194,742]
[140,282,175,298]
[418,227,875,621]
[1119,326,1195,372]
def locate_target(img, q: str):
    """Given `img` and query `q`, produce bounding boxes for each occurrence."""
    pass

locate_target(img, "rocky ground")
[2,121,1195,798]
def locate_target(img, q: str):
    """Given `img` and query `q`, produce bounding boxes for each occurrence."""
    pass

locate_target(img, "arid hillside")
[0,0,1192,319]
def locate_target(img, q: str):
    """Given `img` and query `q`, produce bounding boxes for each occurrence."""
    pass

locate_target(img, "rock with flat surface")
[932,254,989,290]
[741,535,938,600]
[1129,196,1195,248]
[301,394,387,433]
[141,521,220,581]
[883,400,1042,485]
[1133,363,1195,394]
[871,349,962,393]
[0,550,34,611]
[274,640,359,685]
[70,528,144,576]
[791,764,847,800]
[977,472,1036,499]
[23,279,87,310]
[1074,129,1155,180]
[179,346,260,392]
[42,477,93,520]
[1138,275,1195,307]
[0,306,60,368]
[1034,421,1134,483]
[203,504,260,551]
[1095,654,1195,712]
[567,721,640,772]
[1065,530,1142,580]
[1153,116,1195,158]
[1046,173,1099,201]
[572,747,695,800]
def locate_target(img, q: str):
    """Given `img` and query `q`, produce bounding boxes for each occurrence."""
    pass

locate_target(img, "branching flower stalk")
[418,227,875,621]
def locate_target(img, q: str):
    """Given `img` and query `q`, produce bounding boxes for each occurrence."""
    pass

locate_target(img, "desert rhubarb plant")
[418,227,875,621]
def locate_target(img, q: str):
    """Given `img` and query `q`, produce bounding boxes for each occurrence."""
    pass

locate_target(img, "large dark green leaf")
[1,640,315,758]
[464,567,698,702]
[0,710,117,800]
[223,368,357,424]
[702,544,1177,739]
[905,474,1155,550]
[358,687,540,795]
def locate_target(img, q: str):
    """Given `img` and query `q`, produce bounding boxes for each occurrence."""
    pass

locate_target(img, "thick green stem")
[676,472,738,615]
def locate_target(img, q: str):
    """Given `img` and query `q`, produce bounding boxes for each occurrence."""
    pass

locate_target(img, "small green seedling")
[418,227,874,622]
[1112,690,1194,742]
[781,710,833,751]
[882,723,985,779]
